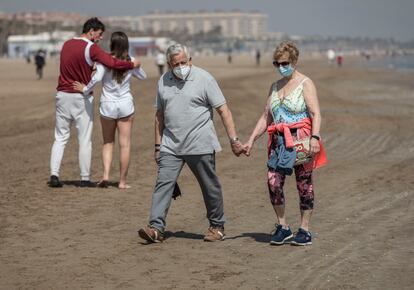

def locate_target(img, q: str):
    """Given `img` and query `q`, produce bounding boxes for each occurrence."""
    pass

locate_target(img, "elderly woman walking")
[244,41,327,246]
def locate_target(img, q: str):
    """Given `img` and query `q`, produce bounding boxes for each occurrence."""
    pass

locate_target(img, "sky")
[1,0,413,42]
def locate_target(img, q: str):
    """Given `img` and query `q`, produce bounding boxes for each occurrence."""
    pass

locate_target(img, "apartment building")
[139,10,267,38]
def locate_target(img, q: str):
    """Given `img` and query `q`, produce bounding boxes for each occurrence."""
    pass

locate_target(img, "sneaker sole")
[138,228,162,243]
[290,241,312,246]
[270,234,293,245]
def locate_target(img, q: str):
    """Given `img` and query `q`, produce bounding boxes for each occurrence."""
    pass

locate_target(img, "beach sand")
[0,55,413,289]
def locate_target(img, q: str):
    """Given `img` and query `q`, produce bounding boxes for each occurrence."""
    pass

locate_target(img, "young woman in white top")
[73,31,147,189]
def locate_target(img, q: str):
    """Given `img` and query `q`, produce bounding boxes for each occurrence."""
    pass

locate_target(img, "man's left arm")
[205,76,244,156]
[215,104,244,156]
[90,44,139,70]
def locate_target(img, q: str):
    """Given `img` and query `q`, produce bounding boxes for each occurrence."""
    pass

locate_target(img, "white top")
[155,52,166,65]
[83,57,147,101]
[327,49,336,60]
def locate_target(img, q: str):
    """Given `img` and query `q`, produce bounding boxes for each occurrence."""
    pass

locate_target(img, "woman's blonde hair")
[273,41,299,64]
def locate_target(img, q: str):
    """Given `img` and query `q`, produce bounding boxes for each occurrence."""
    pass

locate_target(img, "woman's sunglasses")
[273,61,290,67]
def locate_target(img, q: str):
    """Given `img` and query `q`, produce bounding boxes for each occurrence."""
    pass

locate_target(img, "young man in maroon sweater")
[49,17,140,187]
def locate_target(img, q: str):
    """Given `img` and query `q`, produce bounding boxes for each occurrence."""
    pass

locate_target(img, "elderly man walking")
[138,43,244,243]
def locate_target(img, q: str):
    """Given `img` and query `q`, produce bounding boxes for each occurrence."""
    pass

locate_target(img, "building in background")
[2,10,406,58]
[1,11,86,57]
[7,31,75,58]
[141,10,267,38]
[105,16,141,31]
[3,11,87,26]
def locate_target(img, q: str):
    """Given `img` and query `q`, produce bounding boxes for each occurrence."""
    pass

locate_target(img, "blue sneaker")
[270,224,293,245]
[291,228,312,246]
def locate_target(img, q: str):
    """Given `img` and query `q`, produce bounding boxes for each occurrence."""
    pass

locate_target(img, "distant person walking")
[48,17,141,188]
[227,49,232,64]
[336,53,343,67]
[256,49,261,66]
[138,43,245,243]
[73,31,147,189]
[327,49,336,65]
[34,49,46,79]
[155,49,166,76]
[243,41,327,246]
[362,50,371,61]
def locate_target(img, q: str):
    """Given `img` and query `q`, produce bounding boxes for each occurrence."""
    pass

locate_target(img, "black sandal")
[97,180,108,188]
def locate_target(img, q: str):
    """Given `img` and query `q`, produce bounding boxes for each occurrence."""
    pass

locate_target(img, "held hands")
[242,140,254,157]
[72,81,86,93]
[230,139,245,156]
[229,136,255,157]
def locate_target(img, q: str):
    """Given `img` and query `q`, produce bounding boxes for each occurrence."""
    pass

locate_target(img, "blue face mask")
[277,64,294,77]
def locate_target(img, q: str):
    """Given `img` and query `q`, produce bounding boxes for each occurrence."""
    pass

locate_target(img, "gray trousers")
[149,152,225,233]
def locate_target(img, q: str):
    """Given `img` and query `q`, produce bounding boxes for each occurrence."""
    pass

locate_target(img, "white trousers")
[50,92,94,180]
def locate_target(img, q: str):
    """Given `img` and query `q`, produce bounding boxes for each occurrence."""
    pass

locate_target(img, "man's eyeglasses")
[273,61,290,67]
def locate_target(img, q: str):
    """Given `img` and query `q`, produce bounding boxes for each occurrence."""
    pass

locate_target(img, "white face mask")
[173,65,191,79]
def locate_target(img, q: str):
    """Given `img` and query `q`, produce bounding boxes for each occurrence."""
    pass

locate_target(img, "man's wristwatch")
[155,144,161,152]
[311,135,320,141]
[229,137,239,144]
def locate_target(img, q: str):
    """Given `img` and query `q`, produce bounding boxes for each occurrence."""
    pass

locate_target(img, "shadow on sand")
[137,230,271,245]
[164,231,204,240]
[165,231,271,243]
[225,232,270,243]
[46,180,122,188]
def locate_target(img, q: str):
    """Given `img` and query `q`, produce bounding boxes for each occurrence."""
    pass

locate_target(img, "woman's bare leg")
[300,210,312,232]
[100,116,117,183]
[273,205,288,227]
[117,115,134,189]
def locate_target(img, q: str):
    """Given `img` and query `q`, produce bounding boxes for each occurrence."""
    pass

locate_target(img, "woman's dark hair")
[110,31,130,84]
[82,17,105,33]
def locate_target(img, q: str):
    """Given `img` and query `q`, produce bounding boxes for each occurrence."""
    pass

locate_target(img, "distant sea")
[364,54,414,72]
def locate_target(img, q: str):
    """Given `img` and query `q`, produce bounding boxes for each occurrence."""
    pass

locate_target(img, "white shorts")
[99,98,134,119]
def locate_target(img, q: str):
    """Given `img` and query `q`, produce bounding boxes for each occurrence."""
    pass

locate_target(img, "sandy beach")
[0,54,413,289]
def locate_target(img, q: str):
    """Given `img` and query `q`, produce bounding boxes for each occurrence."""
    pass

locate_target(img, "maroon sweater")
[57,38,133,93]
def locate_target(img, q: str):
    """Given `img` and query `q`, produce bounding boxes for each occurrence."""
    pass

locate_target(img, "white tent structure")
[7,31,75,58]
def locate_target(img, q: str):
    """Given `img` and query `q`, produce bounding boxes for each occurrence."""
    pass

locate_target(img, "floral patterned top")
[269,78,310,124]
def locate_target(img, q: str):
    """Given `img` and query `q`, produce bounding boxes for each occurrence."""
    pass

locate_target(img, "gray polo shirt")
[155,65,226,155]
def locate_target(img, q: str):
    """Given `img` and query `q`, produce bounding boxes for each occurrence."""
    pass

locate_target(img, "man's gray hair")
[166,43,190,63]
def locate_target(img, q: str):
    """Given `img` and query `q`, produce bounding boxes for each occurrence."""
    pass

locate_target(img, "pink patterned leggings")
[267,165,314,210]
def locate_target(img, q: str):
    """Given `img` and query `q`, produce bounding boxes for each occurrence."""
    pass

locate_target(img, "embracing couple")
[49,18,145,190]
